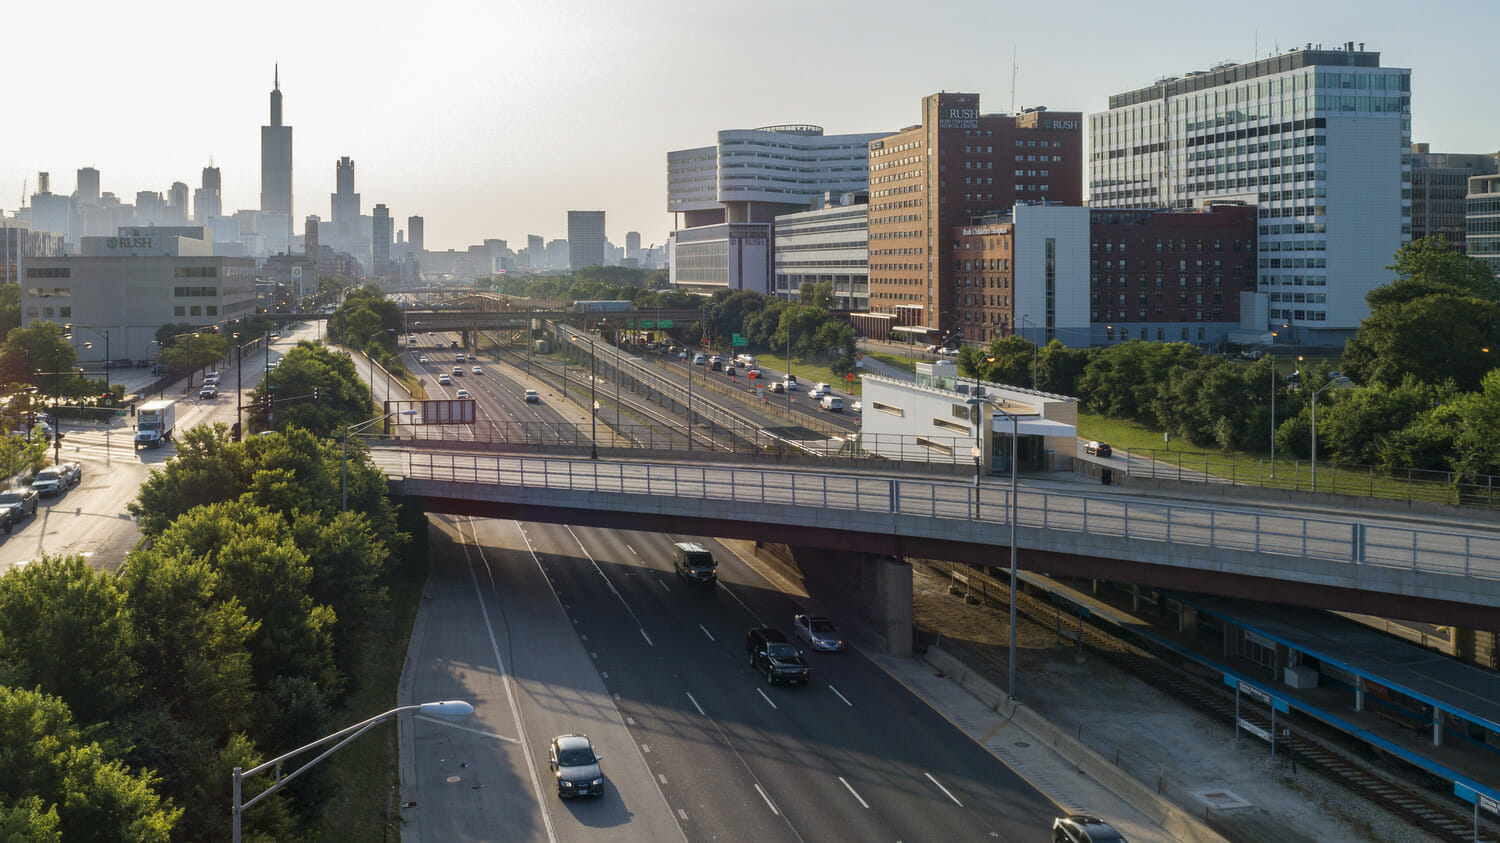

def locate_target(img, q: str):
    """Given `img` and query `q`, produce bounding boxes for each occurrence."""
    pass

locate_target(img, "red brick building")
[866,92,1082,343]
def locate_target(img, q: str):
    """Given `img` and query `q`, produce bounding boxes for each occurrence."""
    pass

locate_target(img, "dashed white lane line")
[839,776,870,809]
[926,771,964,807]
[829,685,853,707]
[686,692,706,716]
[756,688,778,710]
[754,783,780,815]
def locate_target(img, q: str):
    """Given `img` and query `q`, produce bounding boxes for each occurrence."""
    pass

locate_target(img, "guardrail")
[386,452,1500,583]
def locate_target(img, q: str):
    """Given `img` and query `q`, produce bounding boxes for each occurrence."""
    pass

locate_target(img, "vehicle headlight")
[591,778,603,786]
[560,780,574,788]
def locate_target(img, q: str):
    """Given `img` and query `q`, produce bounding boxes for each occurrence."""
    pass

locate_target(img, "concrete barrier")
[925,646,1227,843]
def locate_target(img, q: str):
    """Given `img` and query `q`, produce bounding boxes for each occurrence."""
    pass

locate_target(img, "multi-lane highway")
[401,516,1062,842]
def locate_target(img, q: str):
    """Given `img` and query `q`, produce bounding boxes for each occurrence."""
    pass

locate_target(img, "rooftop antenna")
[1010,45,1018,114]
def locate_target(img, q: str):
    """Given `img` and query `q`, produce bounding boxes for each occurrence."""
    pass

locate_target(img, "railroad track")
[925,560,1499,843]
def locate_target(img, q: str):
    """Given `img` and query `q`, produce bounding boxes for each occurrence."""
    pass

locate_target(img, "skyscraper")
[168,182,190,226]
[407,215,424,252]
[568,211,606,269]
[1409,144,1498,251]
[260,65,294,240]
[1090,45,1411,341]
[194,165,222,222]
[75,168,100,204]
[372,204,392,276]
[330,156,360,251]
[528,234,545,269]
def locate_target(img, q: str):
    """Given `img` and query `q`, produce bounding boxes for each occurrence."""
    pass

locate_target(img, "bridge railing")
[388,452,1500,582]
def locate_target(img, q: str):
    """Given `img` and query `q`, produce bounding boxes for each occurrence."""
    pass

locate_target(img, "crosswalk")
[46,426,168,462]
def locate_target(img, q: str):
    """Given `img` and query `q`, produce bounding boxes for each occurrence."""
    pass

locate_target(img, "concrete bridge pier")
[771,544,913,657]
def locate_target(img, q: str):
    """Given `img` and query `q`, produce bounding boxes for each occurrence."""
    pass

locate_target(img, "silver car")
[793,614,845,652]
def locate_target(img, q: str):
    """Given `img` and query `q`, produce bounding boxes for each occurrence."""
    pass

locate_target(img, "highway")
[401,515,1061,841]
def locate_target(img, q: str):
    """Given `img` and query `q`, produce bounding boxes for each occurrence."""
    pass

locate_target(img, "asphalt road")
[401,515,1060,841]
[0,323,317,573]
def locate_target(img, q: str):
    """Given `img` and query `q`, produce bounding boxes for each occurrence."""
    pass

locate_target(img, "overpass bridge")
[375,449,1500,650]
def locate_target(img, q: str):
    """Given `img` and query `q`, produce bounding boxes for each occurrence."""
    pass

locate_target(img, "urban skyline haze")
[4,0,1493,254]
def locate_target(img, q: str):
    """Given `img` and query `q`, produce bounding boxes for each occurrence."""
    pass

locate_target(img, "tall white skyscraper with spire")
[260,65,294,241]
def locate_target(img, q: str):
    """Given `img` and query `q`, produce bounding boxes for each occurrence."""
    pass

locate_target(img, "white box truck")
[134,400,176,449]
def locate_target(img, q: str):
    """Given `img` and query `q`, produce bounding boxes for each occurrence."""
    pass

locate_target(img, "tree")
[1341,293,1499,391]
[1372,236,1500,305]
[0,321,76,387]
[159,332,228,381]
[1316,377,1437,465]
[968,336,1034,387]
[0,283,20,339]
[129,424,250,535]
[1035,340,1092,396]
[245,342,375,437]
[0,556,138,724]
[0,686,179,842]
[1446,369,1500,478]
[1076,341,1202,422]
[799,281,835,310]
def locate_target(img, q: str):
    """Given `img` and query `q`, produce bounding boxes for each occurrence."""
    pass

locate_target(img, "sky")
[4,0,1495,254]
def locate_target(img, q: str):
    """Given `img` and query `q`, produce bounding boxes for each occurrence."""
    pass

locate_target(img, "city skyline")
[3,0,1493,254]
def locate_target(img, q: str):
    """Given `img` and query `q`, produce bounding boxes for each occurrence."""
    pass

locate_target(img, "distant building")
[75,167,100,204]
[21,226,256,362]
[167,182,190,226]
[546,238,569,270]
[668,124,888,294]
[1468,173,1500,282]
[330,156,361,254]
[28,173,71,243]
[528,234,545,269]
[1410,144,1498,251]
[568,211,605,269]
[408,215,424,252]
[0,218,67,285]
[194,165,222,223]
[1092,44,1411,344]
[866,93,1084,343]
[260,66,294,242]
[773,192,868,309]
[372,204,392,277]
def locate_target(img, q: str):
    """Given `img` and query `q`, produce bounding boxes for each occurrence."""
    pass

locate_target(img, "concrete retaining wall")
[924,646,1227,843]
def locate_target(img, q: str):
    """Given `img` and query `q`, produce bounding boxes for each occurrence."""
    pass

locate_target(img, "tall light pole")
[1021,314,1039,389]
[1310,375,1339,493]
[1268,354,1276,479]
[570,335,599,459]
[71,325,111,384]
[232,700,472,842]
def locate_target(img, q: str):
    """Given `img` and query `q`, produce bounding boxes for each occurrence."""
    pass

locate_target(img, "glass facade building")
[1468,173,1500,282]
[1090,46,1411,341]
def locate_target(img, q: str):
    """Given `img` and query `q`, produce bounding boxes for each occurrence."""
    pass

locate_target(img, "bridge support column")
[773,544,912,657]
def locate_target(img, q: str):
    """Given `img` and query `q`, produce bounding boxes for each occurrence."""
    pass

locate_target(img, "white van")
[736,354,757,368]
[672,541,718,582]
[821,395,844,412]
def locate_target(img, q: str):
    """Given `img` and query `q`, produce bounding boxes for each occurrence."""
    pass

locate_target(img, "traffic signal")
[313,387,320,400]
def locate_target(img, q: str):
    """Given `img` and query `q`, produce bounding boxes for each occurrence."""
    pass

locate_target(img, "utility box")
[1284,664,1319,689]
[534,340,550,354]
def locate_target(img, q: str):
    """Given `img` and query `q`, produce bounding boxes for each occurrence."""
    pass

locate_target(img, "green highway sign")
[640,320,656,329]
[658,319,673,328]
[732,333,748,347]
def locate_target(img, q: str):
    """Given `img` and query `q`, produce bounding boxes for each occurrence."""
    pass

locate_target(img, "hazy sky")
[4,0,1494,253]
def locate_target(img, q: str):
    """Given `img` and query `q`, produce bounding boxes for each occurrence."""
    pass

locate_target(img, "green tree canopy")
[1341,293,1499,391]
[0,321,76,387]
[245,341,376,437]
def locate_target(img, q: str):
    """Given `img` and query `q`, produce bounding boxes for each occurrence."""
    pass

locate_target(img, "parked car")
[746,626,811,686]
[1084,441,1113,458]
[0,487,39,521]
[548,734,605,798]
[438,374,452,385]
[1052,814,1128,842]
[793,614,845,652]
[31,467,69,497]
[524,389,540,403]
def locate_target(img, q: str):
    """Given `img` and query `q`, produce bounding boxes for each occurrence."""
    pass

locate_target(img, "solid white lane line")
[829,685,853,707]
[756,688,778,710]
[838,776,870,809]
[628,544,637,556]
[699,624,715,641]
[686,692,706,716]
[566,525,653,646]
[754,783,781,815]
[460,520,558,842]
[415,715,519,744]
[925,771,964,807]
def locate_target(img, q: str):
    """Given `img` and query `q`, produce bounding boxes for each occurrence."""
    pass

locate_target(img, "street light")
[1020,314,1039,389]
[1309,374,1341,493]
[68,324,111,383]
[569,335,599,460]
[231,699,473,843]
[343,410,418,511]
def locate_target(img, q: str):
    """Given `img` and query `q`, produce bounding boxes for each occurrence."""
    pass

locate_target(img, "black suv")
[1053,814,1127,842]
[746,626,810,686]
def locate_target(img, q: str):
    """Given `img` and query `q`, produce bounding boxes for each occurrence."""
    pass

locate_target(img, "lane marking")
[459,520,558,842]
[754,783,780,815]
[686,692,706,716]
[925,771,964,807]
[829,685,853,707]
[699,624,715,641]
[639,628,654,646]
[566,525,654,647]
[838,776,870,809]
[756,688,778,710]
[716,577,760,621]
[659,579,671,592]
[414,715,519,744]
[628,544,637,556]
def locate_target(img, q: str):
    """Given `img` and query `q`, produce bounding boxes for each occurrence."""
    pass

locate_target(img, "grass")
[310,513,430,842]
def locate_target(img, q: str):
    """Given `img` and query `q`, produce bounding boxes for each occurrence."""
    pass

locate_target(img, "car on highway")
[1084,441,1113,458]
[678,351,689,361]
[939,347,960,356]
[746,626,811,686]
[452,366,463,378]
[418,355,429,364]
[199,385,218,399]
[769,381,785,394]
[438,374,451,385]
[692,353,706,365]
[851,400,862,413]
[709,359,723,372]
[724,365,737,377]
[747,368,761,379]
[203,372,220,386]
[808,382,832,399]
[456,353,465,362]
[548,734,604,798]
[456,389,471,399]
[1052,814,1127,842]
[472,365,482,375]
[0,487,39,521]
[524,389,540,403]
[793,614,845,652]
